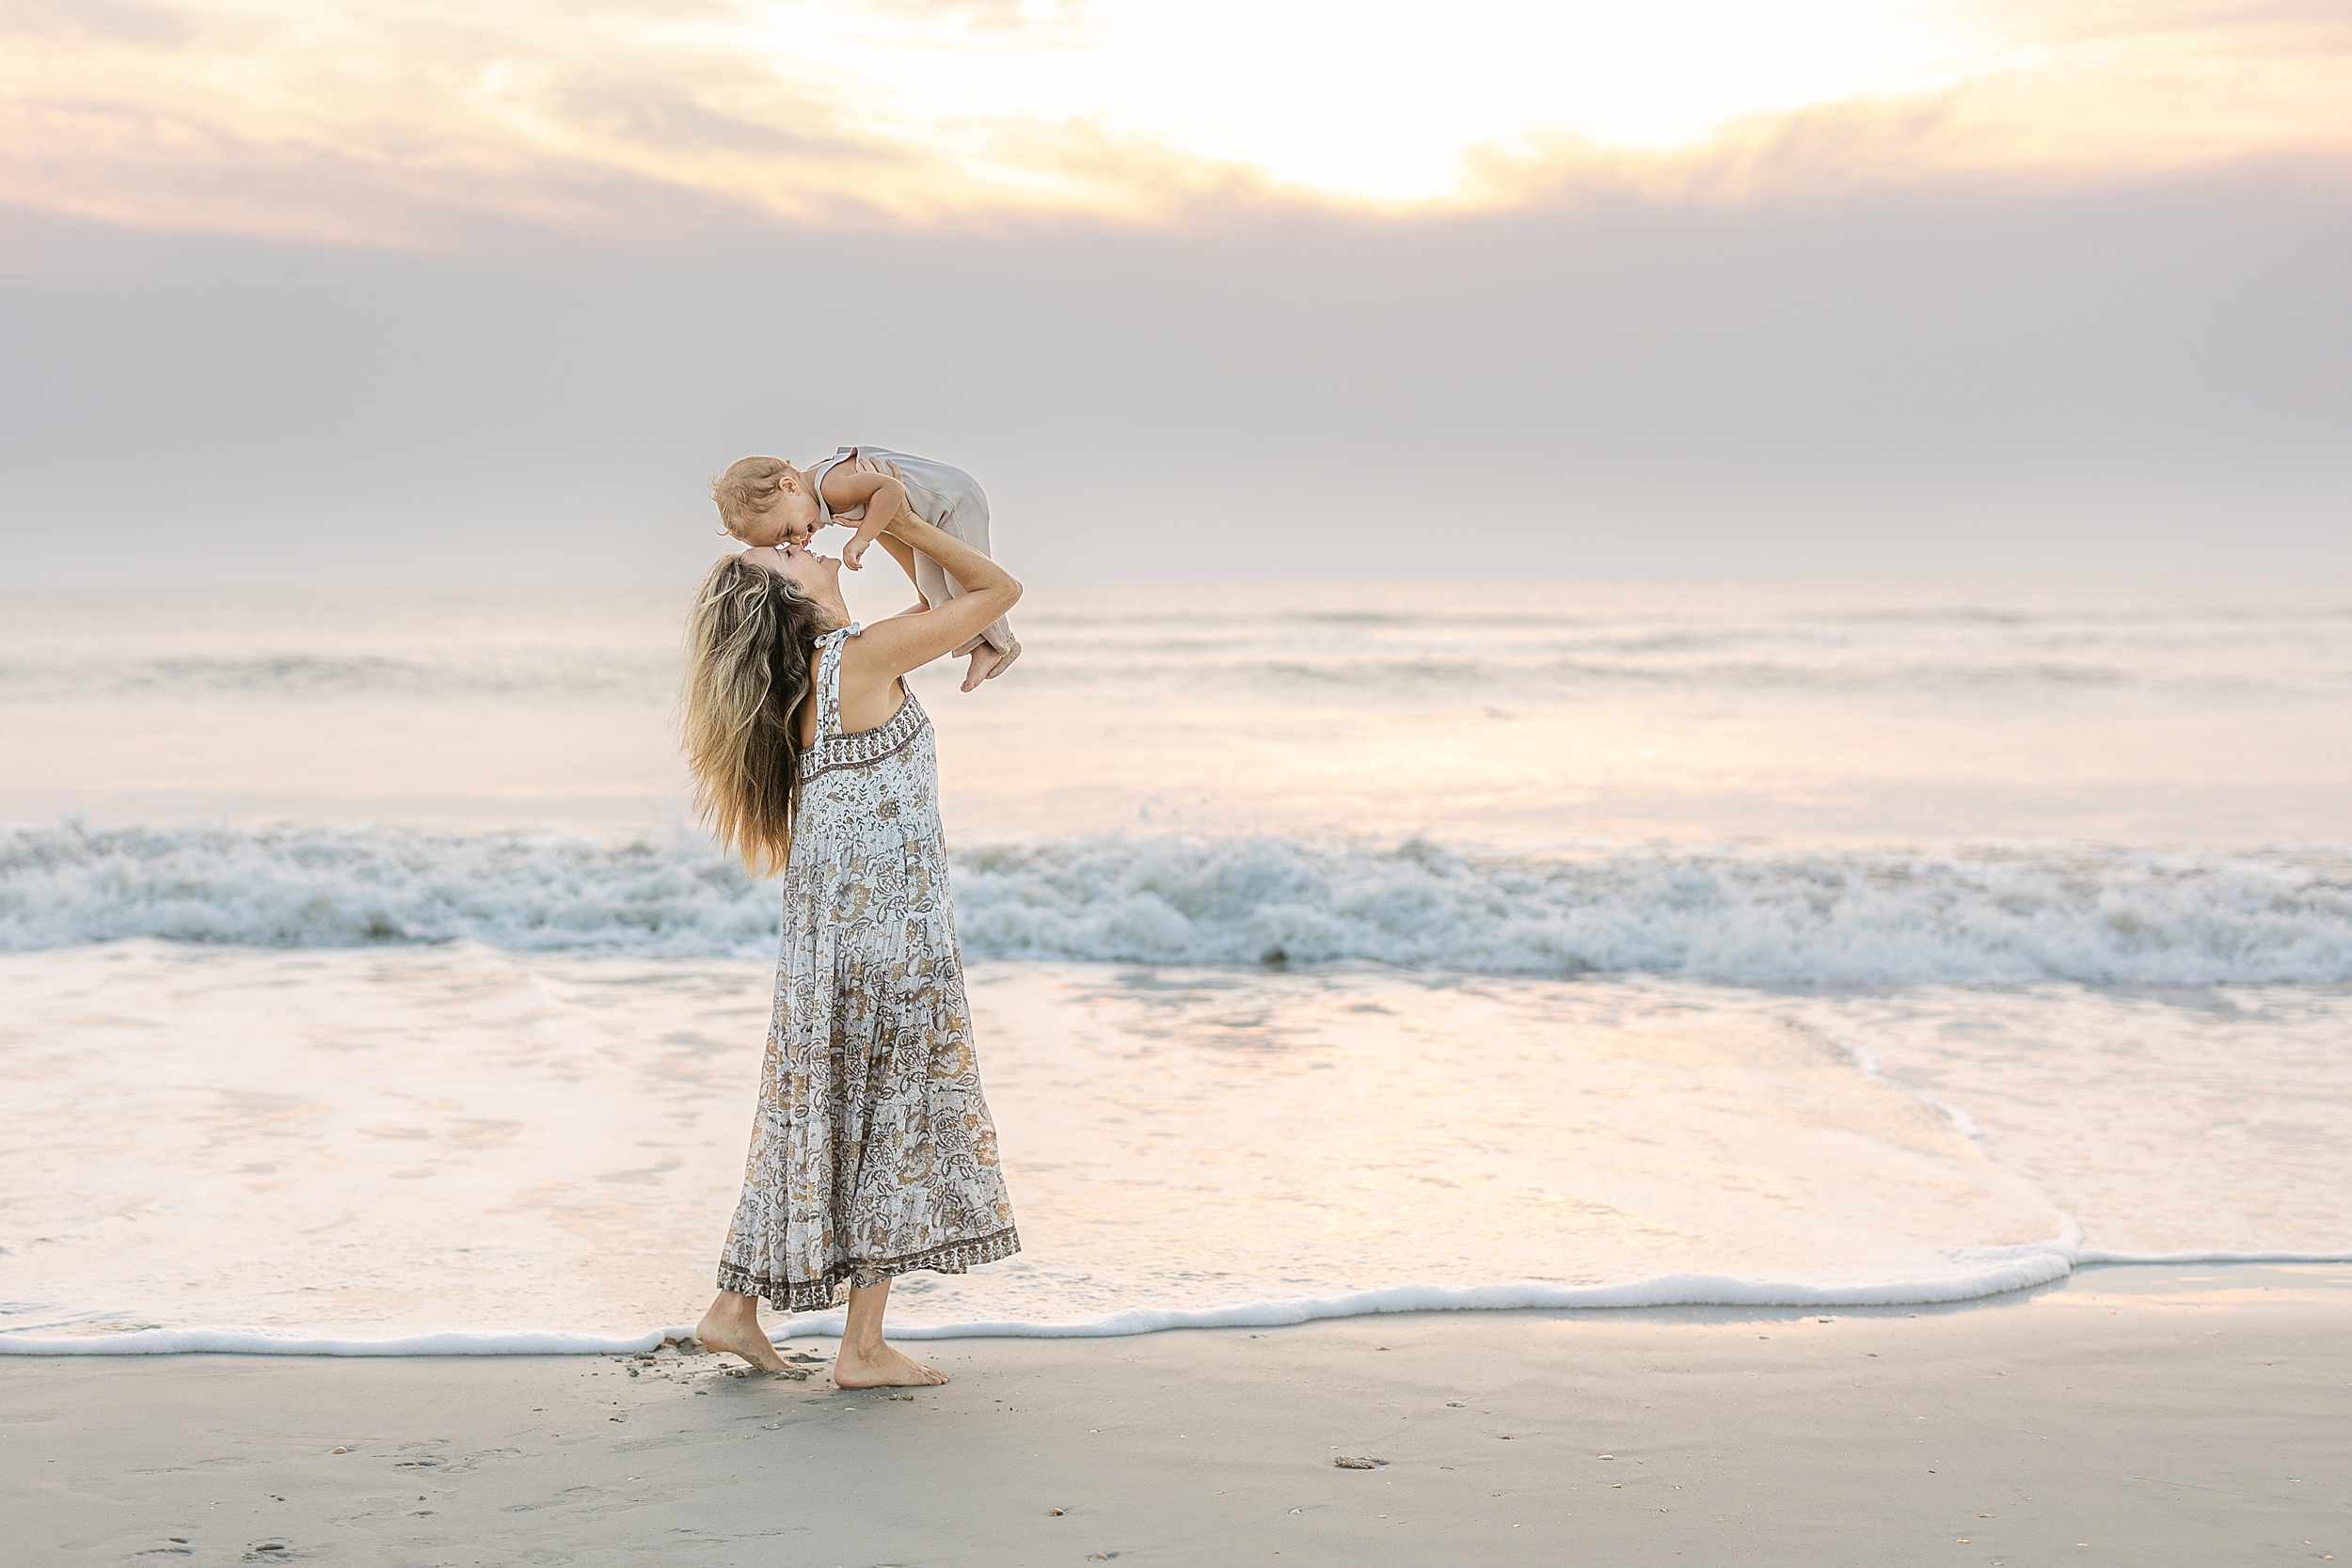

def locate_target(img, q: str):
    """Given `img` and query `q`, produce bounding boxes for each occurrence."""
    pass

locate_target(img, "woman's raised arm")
[840,497,1022,686]
[872,531,932,620]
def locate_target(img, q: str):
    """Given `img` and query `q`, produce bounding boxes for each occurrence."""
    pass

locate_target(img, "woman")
[680,483,1023,1387]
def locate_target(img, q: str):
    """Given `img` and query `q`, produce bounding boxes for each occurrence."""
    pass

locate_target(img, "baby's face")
[771,485,821,543]
[733,473,822,547]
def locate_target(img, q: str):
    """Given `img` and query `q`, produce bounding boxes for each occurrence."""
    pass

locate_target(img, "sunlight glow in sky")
[1,0,2344,240]
[735,0,1986,200]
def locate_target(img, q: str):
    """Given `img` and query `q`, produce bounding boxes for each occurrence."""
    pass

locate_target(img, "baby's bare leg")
[912,505,1014,659]
[858,460,1016,671]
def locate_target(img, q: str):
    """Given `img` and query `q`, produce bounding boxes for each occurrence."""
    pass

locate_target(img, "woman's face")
[744,541,839,599]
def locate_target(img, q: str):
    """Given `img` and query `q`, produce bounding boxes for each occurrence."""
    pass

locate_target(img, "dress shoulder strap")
[811,623,863,739]
[806,447,858,529]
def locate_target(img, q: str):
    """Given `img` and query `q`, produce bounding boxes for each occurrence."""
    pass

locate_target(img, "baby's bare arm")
[841,479,900,570]
[814,462,906,571]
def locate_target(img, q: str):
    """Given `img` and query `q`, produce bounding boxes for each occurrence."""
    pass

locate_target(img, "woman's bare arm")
[839,502,1020,689]
[874,532,930,618]
[848,453,1017,692]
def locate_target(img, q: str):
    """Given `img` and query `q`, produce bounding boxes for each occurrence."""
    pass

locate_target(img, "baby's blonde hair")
[712,455,789,537]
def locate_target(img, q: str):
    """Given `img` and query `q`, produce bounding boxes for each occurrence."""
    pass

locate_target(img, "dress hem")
[715,1225,1023,1314]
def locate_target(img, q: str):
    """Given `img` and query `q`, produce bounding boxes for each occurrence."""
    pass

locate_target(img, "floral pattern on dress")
[716,626,1019,1311]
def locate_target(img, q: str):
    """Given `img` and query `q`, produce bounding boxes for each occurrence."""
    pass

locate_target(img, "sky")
[2,0,2348,587]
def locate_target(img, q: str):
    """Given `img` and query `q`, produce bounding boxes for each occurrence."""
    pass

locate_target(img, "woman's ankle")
[702,1292,757,1329]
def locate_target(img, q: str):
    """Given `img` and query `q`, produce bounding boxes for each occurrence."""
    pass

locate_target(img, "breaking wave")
[5,821,2348,984]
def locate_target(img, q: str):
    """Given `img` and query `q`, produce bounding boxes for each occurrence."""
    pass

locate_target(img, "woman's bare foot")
[830,1275,947,1386]
[695,1291,791,1374]
[833,1338,950,1387]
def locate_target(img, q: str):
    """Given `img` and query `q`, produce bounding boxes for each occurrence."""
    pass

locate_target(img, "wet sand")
[5,1265,2345,1567]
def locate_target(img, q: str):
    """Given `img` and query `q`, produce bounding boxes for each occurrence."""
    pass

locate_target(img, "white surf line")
[8,1251,2346,1354]
[0,1326,700,1357]
[0,1253,2097,1353]
[2069,1248,2352,1266]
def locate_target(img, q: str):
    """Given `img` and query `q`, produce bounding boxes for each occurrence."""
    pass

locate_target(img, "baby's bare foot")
[833,1339,950,1387]
[693,1307,791,1374]
[961,641,1020,692]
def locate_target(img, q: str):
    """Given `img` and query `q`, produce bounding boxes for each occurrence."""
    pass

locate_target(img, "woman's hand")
[847,455,917,535]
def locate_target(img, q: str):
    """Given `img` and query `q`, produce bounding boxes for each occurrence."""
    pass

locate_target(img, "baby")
[712,447,1019,691]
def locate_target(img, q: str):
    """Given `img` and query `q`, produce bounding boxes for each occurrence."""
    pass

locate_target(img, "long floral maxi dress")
[715,625,1020,1310]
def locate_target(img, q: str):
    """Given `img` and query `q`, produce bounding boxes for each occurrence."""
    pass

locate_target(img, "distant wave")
[4,822,2349,984]
[0,649,2288,704]
[0,654,671,702]
[8,1244,2348,1353]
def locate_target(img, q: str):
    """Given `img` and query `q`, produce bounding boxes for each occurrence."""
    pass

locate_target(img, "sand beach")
[8,1264,2345,1566]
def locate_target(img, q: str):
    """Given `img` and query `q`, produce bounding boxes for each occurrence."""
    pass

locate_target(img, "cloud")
[0,1,945,245]
[1458,0,2352,207]
[0,0,2344,250]
[0,0,194,43]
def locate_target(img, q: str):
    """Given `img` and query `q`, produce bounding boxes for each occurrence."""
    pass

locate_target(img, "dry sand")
[6,1264,2345,1567]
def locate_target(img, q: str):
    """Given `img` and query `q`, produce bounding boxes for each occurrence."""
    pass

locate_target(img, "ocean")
[3,578,2348,1353]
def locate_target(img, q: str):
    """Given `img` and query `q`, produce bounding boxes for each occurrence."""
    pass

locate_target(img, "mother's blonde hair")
[680,556,839,874]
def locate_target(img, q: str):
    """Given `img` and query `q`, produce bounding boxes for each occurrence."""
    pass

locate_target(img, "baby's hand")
[841,515,887,571]
[838,454,917,570]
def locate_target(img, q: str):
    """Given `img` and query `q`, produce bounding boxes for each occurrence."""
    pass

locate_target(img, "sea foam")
[958,836,2352,983]
[8,1244,2346,1354]
[5,822,2349,984]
